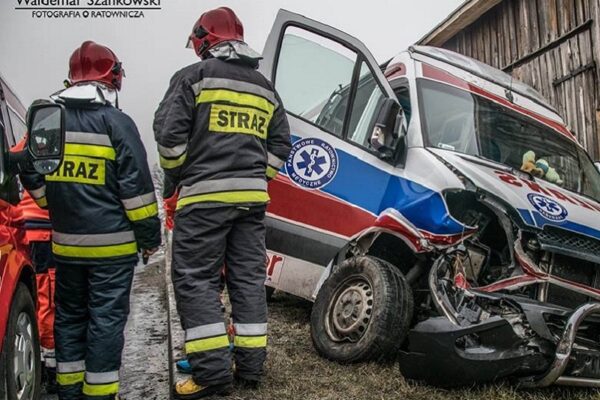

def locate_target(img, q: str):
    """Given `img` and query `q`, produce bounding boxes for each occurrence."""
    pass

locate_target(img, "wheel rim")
[325,276,374,342]
[13,312,36,400]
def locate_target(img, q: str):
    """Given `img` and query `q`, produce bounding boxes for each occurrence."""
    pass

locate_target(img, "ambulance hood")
[429,148,600,241]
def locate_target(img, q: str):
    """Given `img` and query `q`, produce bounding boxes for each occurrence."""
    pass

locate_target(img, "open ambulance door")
[260,9,402,300]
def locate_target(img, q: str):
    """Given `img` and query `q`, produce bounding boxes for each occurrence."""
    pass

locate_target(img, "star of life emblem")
[286,137,338,190]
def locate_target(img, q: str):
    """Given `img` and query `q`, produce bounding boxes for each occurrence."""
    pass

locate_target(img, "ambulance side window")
[275,26,358,137]
[346,61,385,149]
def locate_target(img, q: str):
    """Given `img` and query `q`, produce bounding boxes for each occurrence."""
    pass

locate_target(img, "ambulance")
[261,10,600,387]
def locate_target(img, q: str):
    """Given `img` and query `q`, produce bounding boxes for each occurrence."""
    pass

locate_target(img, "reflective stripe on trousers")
[184,323,230,354]
[233,323,267,348]
[52,230,138,258]
[83,370,120,397]
[177,178,269,210]
[57,360,85,386]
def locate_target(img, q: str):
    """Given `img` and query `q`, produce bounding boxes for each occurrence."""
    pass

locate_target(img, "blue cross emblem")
[296,149,327,178]
[527,193,568,222]
[534,197,560,213]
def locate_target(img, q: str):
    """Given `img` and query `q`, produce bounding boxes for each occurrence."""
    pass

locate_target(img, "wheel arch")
[344,228,425,276]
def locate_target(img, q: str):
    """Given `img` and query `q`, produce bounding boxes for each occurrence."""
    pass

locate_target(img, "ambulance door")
[260,9,401,299]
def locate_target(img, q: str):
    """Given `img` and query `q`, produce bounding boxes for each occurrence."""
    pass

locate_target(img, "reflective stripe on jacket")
[21,101,161,265]
[153,56,291,209]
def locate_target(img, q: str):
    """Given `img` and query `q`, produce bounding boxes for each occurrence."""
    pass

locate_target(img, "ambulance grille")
[538,226,600,265]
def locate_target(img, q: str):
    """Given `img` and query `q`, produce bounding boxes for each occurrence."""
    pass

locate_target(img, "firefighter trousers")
[55,261,135,400]
[31,241,56,369]
[172,205,268,386]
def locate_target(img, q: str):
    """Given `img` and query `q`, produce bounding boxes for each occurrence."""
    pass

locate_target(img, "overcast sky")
[0,0,463,166]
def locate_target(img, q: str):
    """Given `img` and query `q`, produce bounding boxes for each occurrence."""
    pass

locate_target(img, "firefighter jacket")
[21,90,161,265]
[153,47,291,211]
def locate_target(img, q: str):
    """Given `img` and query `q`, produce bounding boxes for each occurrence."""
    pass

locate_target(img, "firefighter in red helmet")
[20,41,161,400]
[154,7,291,399]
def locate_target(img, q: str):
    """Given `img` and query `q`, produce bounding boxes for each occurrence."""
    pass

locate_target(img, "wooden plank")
[548,0,560,41]
[588,0,600,95]
[518,0,531,58]
[582,71,596,155]
[574,0,588,24]
[497,5,506,68]
[418,0,503,46]
[508,0,520,63]
[560,0,577,34]
[482,14,497,67]
[537,0,550,46]
[545,50,557,103]
[501,0,513,66]
[529,0,541,54]
[478,22,487,62]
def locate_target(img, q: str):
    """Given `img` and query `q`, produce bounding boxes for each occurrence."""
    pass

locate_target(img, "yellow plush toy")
[521,151,544,177]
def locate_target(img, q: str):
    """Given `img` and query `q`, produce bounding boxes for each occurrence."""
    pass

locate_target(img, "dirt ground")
[232,292,600,400]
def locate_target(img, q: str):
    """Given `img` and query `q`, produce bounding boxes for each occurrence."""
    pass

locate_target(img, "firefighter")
[11,137,58,394]
[20,41,161,400]
[154,7,291,398]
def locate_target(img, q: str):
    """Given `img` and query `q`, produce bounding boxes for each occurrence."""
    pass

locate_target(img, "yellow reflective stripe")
[185,335,230,354]
[266,166,279,179]
[208,104,271,139]
[65,143,116,160]
[83,382,119,396]
[57,372,84,386]
[35,196,48,208]
[196,89,275,115]
[234,335,267,348]
[159,153,187,169]
[52,242,138,258]
[125,202,158,222]
[45,156,106,185]
[177,191,269,210]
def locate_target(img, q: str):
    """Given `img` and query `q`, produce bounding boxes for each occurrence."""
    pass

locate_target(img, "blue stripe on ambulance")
[284,135,466,236]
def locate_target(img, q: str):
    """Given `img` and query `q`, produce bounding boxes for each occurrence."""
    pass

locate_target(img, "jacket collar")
[208,41,262,68]
[51,83,118,108]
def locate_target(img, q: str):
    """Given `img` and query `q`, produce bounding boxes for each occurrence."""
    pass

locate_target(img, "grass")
[228,292,600,400]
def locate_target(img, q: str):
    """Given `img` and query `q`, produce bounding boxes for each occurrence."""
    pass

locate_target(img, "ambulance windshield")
[419,78,600,201]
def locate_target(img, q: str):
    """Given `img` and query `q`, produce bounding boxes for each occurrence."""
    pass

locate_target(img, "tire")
[311,256,413,363]
[2,283,41,400]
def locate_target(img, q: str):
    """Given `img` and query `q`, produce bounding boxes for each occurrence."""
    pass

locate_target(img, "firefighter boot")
[173,378,232,399]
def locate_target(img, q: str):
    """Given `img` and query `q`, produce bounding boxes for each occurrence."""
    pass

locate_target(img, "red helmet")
[68,41,124,90]
[186,7,244,58]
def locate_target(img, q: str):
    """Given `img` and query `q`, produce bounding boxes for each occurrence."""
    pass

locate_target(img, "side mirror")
[370,98,403,160]
[27,102,65,175]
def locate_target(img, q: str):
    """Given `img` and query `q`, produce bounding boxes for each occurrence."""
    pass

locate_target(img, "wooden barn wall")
[441,0,600,160]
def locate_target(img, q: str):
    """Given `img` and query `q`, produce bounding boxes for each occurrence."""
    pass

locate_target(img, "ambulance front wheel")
[310,256,413,363]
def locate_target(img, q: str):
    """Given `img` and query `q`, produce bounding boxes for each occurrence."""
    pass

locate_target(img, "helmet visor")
[186,37,194,49]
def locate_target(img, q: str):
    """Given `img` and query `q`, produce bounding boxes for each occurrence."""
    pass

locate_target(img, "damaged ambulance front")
[397,46,600,388]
